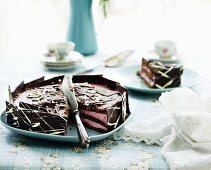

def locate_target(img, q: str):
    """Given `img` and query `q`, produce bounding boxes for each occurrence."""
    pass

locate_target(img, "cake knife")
[77,49,134,74]
[62,75,90,148]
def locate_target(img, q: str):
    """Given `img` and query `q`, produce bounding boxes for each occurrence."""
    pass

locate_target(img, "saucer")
[155,56,179,63]
[147,50,181,63]
[40,51,83,70]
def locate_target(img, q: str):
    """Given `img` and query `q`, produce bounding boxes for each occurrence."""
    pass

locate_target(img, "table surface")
[0,52,210,170]
[0,53,165,170]
[1,1,211,169]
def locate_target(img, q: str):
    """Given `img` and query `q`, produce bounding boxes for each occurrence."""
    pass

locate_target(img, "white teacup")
[154,40,177,58]
[47,42,75,61]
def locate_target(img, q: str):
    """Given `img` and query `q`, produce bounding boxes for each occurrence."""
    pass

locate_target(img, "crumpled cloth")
[114,88,211,169]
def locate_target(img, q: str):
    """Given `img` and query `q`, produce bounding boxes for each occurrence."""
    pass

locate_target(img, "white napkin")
[113,113,173,145]
[160,88,211,170]
[114,87,211,169]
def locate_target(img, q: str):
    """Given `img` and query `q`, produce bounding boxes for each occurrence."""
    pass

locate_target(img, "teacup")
[154,40,177,58]
[47,42,75,61]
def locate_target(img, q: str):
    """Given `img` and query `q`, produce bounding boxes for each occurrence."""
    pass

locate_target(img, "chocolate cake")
[137,58,183,89]
[6,75,130,135]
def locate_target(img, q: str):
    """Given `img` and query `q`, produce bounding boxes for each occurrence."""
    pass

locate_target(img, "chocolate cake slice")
[72,75,130,133]
[11,76,69,118]
[137,58,183,89]
[6,75,130,135]
[6,102,67,135]
[6,76,69,135]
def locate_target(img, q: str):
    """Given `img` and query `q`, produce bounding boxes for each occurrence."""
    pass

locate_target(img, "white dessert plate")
[0,111,131,143]
[147,50,181,63]
[114,65,201,93]
[43,61,82,71]
[154,56,179,63]
[40,51,83,70]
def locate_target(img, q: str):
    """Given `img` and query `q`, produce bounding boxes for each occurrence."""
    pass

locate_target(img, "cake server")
[62,75,90,148]
[77,49,134,74]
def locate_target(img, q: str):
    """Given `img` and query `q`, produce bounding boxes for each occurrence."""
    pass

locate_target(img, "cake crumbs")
[150,98,160,107]
[70,146,83,153]
[40,154,59,165]
[127,150,155,170]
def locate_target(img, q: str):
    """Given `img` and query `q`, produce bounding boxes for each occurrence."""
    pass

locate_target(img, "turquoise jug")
[67,0,97,55]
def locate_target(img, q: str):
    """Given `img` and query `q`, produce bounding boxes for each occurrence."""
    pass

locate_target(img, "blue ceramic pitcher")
[67,0,97,55]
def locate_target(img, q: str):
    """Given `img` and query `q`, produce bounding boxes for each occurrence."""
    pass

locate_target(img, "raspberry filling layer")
[81,118,108,131]
[80,109,107,125]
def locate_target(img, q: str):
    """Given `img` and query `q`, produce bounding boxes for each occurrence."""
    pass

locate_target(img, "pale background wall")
[1,0,211,75]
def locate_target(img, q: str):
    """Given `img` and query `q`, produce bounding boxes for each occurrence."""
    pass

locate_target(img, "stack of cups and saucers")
[147,40,181,63]
[40,42,83,71]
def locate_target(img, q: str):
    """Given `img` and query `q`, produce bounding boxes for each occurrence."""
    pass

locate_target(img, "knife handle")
[74,111,90,148]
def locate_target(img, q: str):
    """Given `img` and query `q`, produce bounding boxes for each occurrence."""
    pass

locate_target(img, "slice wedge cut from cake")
[137,58,183,89]
[6,76,69,135]
[72,75,130,133]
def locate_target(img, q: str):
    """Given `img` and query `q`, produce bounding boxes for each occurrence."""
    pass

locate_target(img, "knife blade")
[77,49,134,74]
[62,75,90,148]
[8,85,14,103]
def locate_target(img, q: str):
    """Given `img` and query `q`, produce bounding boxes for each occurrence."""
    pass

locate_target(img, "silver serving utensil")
[62,75,90,148]
[77,49,134,74]
[8,85,14,103]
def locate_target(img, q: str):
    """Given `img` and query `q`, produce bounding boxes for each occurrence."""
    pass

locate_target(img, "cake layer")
[80,109,108,126]
[81,118,108,133]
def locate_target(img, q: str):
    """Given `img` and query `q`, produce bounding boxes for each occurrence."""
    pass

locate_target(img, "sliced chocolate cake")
[6,102,67,135]
[72,75,130,133]
[6,76,69,135]
[6,75,130,135]
[137,58,183,89]
[11,76,69,118]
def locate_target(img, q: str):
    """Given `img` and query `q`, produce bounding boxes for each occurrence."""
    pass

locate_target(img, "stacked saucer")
[41,51,83,70]
[40,42,83,71]
[147,51,180,63]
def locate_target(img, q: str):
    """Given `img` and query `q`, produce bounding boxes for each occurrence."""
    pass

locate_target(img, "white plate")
[154,56,179,63]
[43,60,82,71]
[1,111,131,143]
[40,51,83,70]
[114,65,201,93]
[147,51,180,63]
